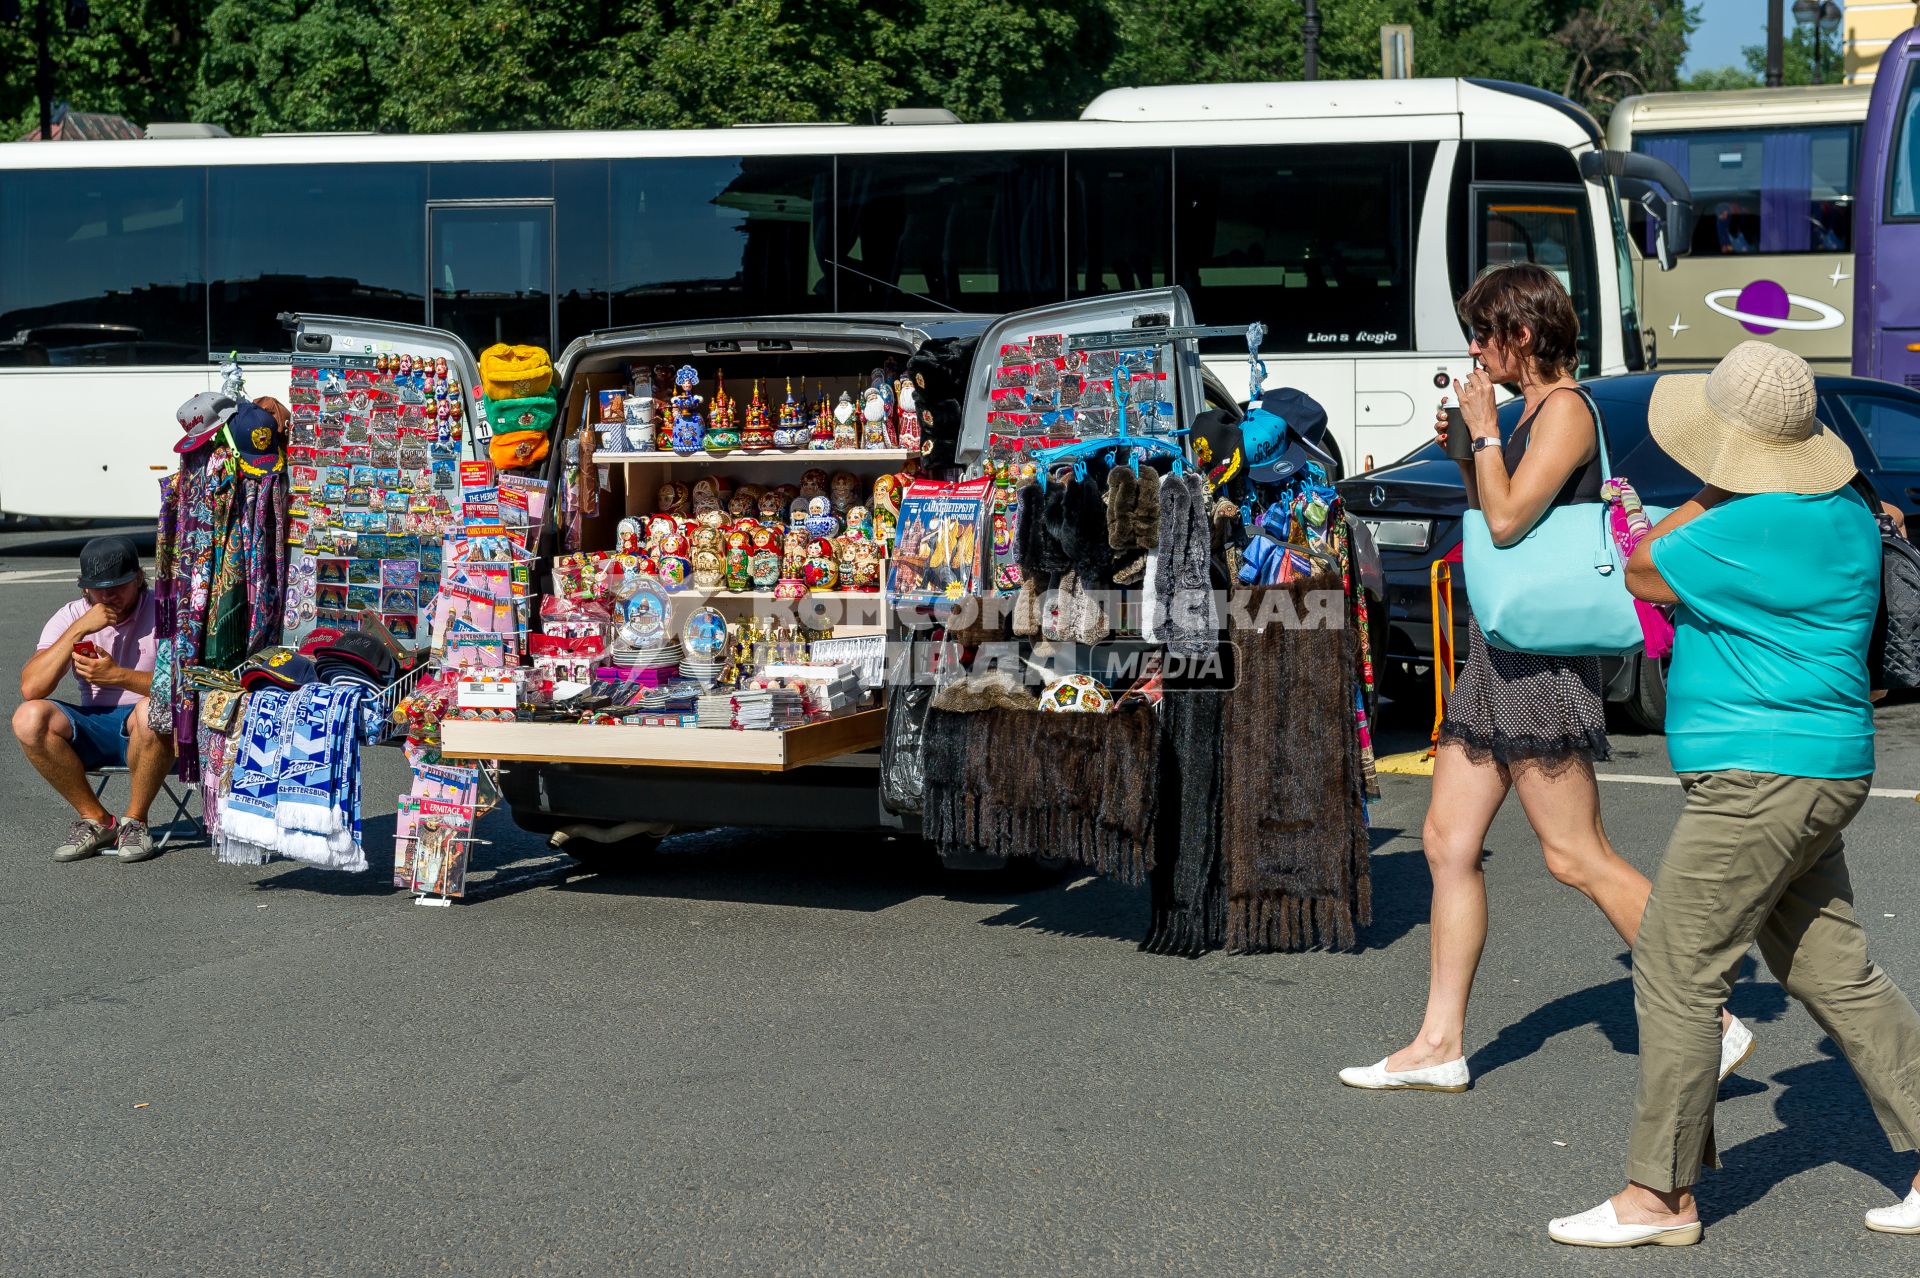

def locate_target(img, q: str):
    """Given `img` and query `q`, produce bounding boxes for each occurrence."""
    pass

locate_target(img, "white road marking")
[0,569,77,584]
[1596,772,1916,800]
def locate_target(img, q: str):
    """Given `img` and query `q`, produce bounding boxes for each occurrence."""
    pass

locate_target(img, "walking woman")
[1338,264,1747,1093]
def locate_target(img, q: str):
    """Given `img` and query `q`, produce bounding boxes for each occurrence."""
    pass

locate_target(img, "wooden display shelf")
[439,706,886,772]
[595,449,911,465]
[671,590,883,603]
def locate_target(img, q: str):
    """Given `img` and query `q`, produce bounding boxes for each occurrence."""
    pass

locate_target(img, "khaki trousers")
[1627,769,1920,1191]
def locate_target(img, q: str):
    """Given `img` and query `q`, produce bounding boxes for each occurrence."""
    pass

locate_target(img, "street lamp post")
[1797,0,1844,83]
[1302,0,1321,81]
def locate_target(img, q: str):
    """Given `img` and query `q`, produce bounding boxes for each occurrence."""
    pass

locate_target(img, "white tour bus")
[1607,83,1870,374]
[0,77,1681,521]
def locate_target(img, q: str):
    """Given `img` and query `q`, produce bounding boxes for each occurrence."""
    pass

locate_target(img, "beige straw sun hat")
[1647,340,1857,494]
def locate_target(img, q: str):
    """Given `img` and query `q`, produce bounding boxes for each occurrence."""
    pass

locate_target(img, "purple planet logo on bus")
[1703,279,1845,335]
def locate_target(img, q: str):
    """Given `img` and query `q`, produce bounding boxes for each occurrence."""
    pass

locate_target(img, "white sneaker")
[1720,1015,1755,1082]
[1337,1055,1470,1093]
[1548,1199,1701,1248]
[1865,1187,1920,1235]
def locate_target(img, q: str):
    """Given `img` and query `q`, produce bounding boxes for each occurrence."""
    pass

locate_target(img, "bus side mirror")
[1581,151,1696,273]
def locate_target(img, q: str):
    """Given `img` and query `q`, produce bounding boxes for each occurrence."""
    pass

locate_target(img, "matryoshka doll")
[781,530,809,579]
[804,495,840,541]
[804,538,839,592]
[843,505,873,541]
[870,472,903,546]
[833,535,860,588]
[740,379,773,452]
[728,485,760,521]
[724,547,751,592]
[690,476,724,518]
[749,523,777,554]
[692,548,724,591]
[615,516,645,555]
[850,539,883,592]
[757,488,786,523]
[829,470,860,516]
[646,513,678,555]
[749,547,781,589]
[832,392,859,450]
[798,468,828,502]
[860,386,890,450]
[657,551,692,592]
[656,481,690,518]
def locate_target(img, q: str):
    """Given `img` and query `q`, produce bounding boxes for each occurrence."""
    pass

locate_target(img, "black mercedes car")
[1339,371,1920,730]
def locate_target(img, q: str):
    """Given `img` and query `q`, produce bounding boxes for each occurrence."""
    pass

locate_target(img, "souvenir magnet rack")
[396,763,501,907]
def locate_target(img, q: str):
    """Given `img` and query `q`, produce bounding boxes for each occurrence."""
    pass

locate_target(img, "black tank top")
[1502,385,1603,508]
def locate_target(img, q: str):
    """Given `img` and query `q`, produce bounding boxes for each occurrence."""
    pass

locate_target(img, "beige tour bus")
[1608,83,1870,374]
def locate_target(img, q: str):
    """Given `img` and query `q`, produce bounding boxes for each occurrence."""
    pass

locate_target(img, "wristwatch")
[1471,436,1501,455]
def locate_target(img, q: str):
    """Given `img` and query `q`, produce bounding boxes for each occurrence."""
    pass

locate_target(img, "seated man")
[12,536,173,863]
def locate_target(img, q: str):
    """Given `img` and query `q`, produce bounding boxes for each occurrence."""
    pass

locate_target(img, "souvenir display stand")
[231,296,1374,947]
[434,355,917,774]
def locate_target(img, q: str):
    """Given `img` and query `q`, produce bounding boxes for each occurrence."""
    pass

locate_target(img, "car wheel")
[1623,652,1667,733]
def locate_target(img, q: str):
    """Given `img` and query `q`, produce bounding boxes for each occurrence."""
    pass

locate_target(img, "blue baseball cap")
[1245,389,1336,483]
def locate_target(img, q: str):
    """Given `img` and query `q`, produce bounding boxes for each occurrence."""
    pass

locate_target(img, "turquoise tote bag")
[1460,390,1665,657]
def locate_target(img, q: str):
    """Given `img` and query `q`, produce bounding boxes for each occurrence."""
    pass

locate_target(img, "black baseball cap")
[312,630,396,683]
[78,536,141,590]
[238,646,318,692]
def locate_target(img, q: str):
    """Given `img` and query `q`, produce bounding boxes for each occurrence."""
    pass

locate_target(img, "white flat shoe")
[1720,1015,1755,1082]
[1866,1187,1920,1235]
[1548,1199,1701,1248]
[1337,1055,1470,1093]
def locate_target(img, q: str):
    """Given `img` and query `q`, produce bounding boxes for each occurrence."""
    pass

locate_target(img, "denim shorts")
[51,701,134,770]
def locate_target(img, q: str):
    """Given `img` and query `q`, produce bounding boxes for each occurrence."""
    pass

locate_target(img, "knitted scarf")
[219,686,291,862]
[1152,471,1218,658]
[1219,576,1372,951]
[273,683,367,872]
[922,703,1160,883]
[1143,688,1228,956]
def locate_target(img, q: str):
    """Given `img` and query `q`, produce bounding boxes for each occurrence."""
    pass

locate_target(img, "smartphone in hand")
[73,641,102,660]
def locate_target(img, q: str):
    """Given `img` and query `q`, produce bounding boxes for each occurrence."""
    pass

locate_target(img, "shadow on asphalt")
[1704,1037,1917,1222]
[1469,953,1788,1085]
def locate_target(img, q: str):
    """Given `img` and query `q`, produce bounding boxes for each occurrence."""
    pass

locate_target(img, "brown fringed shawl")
[1220,575,1372,951]
[922,702,1160,884]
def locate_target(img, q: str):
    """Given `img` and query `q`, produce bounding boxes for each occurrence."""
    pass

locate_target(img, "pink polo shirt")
[36,591,158,709]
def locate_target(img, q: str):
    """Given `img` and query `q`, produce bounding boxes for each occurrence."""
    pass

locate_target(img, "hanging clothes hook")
[1246,322,1269,410]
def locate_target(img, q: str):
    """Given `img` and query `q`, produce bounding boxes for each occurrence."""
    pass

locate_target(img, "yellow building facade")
[1845,3,1918,83]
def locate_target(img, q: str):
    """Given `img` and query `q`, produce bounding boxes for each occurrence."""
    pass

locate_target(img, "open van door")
[280,313,499,649]
[957,287,1202,467]
[285,313,492,456]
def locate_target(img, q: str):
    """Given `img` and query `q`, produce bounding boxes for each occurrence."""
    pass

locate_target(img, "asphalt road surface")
[3,523,1918,1275]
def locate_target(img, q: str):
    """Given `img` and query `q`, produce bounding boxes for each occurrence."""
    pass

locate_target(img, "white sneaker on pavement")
[1337,1056,1470,1093]
[1720,1015,1755,1082]
[1548,1199,1701,1248]
[1866,1188,1920,1235]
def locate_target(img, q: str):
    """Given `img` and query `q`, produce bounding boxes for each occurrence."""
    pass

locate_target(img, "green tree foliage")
[1,1,203,136]
[3,0,1708,137]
